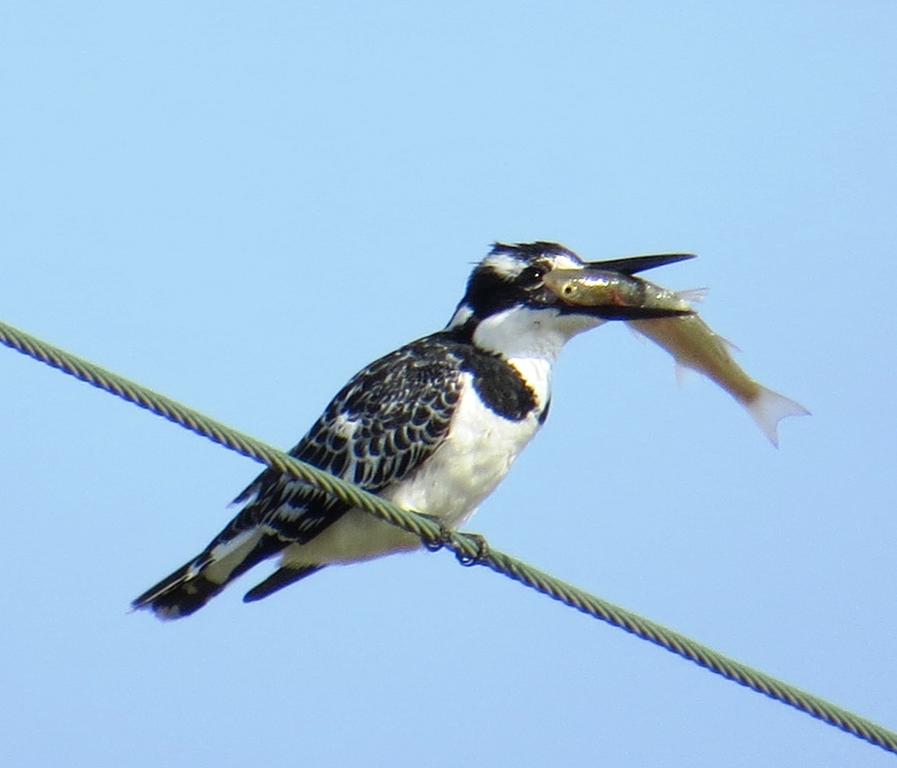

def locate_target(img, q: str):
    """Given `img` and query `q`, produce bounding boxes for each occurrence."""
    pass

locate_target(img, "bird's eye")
[519,265,546,287]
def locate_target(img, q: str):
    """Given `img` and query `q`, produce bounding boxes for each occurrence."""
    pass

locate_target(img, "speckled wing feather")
[217,334,466,548]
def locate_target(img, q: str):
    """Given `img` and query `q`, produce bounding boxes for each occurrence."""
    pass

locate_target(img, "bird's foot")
[419,514,452,553]
[418,516,489,565]
[454,532,489,566]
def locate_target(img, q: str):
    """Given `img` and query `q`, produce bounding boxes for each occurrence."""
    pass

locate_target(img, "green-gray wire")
[1,317,895,757]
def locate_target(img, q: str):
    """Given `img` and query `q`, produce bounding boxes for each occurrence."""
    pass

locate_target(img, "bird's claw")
[423,534,447,553]
[454,533,489,566]
[419,517,489,566]
[420,515,452,553]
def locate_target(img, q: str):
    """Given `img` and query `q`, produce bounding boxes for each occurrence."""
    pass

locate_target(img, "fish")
[543,266,809,445]
[542,267,696,319]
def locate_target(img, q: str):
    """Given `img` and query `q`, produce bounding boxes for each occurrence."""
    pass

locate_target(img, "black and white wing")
[132,334,465,618]
[234,334,465,531]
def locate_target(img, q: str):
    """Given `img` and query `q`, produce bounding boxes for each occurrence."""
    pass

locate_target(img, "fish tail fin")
[747,386,810,447]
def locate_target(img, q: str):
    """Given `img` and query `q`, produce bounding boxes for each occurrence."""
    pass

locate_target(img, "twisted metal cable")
[1,317,895,757]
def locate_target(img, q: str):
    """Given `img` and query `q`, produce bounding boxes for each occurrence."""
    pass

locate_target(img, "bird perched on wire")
[133,241,692,619]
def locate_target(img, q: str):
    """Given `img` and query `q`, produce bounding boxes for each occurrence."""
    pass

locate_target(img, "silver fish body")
[543,267,807,445]
[542,269,694,319]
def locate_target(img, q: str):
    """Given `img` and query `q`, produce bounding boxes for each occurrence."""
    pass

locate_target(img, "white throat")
[470,306,605,408]
[471,305,604,361]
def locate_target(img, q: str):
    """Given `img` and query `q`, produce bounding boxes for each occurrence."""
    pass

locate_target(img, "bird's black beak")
[584,252,696,275]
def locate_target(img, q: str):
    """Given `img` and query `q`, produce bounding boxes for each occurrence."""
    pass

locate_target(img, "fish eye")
[519,265,546,287]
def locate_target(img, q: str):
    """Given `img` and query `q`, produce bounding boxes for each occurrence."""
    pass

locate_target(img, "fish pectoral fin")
[718,334,742,354]
[624,323,650,344]
[674,361,694,386]
[747,386,810,447]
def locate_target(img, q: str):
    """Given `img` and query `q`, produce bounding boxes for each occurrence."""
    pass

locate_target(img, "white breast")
[283,372,545,566]
[387,371,544,527]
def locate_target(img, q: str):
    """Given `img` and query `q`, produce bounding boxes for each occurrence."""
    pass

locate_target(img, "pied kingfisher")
[133,242,689,619]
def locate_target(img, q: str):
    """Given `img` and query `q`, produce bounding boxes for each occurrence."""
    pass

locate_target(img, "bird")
[132,241,692,619]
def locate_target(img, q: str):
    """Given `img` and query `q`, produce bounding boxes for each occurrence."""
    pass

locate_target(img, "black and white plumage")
[133,241,690,619]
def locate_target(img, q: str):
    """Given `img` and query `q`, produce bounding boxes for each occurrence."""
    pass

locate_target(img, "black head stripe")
[462,241,580,321]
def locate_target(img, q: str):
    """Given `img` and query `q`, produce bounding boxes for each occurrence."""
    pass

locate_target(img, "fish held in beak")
[545,262,808,445]
[542,268,695,320]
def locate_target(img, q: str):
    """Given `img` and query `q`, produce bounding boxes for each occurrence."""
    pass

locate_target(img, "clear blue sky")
[2,3,895,766]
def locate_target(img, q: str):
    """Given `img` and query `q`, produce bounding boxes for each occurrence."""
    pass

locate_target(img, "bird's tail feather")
[243,564,324,603]
[132,531,285,620]
[131,560,227,620]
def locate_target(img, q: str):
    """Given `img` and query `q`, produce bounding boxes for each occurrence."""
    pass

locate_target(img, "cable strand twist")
[1,317,895,757]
